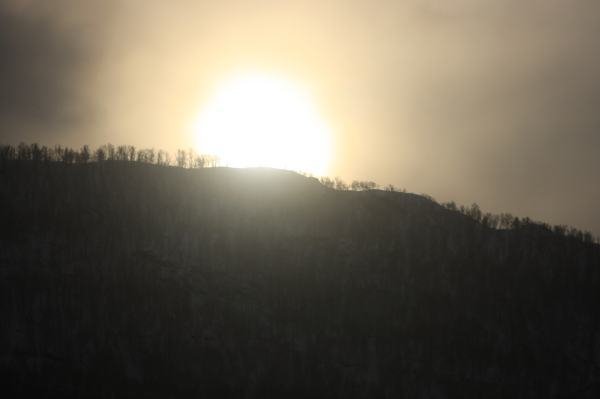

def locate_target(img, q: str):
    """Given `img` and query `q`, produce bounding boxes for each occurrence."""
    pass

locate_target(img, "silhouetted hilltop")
[1,159,599,398]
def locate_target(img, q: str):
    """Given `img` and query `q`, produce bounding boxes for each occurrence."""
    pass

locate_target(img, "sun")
[192,73,332,175]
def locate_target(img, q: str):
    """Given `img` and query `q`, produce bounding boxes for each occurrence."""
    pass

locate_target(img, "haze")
[1,0,599,234]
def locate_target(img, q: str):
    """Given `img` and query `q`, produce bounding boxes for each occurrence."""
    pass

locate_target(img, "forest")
[1,142,596,244]
[1,143,599,398]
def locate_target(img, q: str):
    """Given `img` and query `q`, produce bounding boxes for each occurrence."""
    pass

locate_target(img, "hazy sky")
[1,0,599,234]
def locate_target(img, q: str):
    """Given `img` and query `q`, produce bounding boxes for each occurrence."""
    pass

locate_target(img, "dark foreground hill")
[1,161,599,398]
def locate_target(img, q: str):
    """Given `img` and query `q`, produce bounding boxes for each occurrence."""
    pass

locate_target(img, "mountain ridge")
[1,159,599,398]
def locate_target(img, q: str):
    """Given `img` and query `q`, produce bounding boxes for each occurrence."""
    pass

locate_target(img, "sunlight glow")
[192,73,332,175]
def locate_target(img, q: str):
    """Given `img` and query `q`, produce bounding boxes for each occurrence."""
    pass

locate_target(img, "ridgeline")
[1,157,599,398]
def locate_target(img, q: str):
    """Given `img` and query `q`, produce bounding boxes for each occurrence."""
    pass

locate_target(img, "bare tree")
[187,149,197,168]
[176,150,187,168]
[195,155,207,168]
[466,203,482,222]
[116,145,128,161]
[60,147,76,164]
[319,177,335,189]
[443,201,458,211]
[334,177,348,191]
[17,142,31,160]
[79,145,91,163]
[351,180,377,191]
[0,145,15,162]
[106,144,116,161]
[157,150,165,166]
[147,149,155,164]
[499,213,514,229]
[30,143,42,162]
[127,146,136,161]
[94,146,107,162]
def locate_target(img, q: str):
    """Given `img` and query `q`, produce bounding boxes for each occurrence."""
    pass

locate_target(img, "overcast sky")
[1,0,599,234]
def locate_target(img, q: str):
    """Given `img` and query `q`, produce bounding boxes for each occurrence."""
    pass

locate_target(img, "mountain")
[1,160,599,398]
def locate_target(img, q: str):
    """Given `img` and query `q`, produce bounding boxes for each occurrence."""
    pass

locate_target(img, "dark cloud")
[0,3,94,142]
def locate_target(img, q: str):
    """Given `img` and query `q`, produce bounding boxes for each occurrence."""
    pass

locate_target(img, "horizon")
[1,1,599,234]
[2,141,598,243]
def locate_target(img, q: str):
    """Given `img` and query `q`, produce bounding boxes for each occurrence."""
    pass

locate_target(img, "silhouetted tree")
[176,149,187,168]
[553,224,567,236]
[62,147,76,164]
[157,150,170,166]
[127,146,136,161]
[421,193,436,202]
[187,149,196,168]
[197,156,207,168]
[106,144,116,161]
[40,145,50,162]
[443,201,458,211]
[482,212,500,229]
[136,148,156,164]
[116,145,128,161]
[499,213,514,229]
[319,177,335,189]
[334,177,348,191]
[30,143,42,162]
[351,180,377,191]
[79,145,91,163]
[94,146,107,162]
[0,144,15,162]
[17,142,31,160]
[466,203,482,222]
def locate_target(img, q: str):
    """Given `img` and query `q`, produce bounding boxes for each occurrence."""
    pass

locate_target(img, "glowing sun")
[192,73,332,175]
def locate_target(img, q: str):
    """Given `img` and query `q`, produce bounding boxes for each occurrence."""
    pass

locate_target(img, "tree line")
[448,200,598,244]
[0,142,218,169]
[318,174,598,244]
[2,142,597,244]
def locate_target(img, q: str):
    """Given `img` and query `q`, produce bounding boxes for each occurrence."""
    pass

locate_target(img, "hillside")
[1,160,599,398]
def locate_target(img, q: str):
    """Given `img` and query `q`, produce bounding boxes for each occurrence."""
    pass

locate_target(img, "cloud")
[0,2,100,143]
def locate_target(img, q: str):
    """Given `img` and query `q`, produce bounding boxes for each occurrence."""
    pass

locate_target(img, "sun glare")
[192,73,332,175]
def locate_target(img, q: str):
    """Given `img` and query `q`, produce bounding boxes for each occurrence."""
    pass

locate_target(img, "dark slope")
[1,161,599,398]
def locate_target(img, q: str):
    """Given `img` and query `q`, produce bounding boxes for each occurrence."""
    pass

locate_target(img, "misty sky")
[1,0,599,234]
